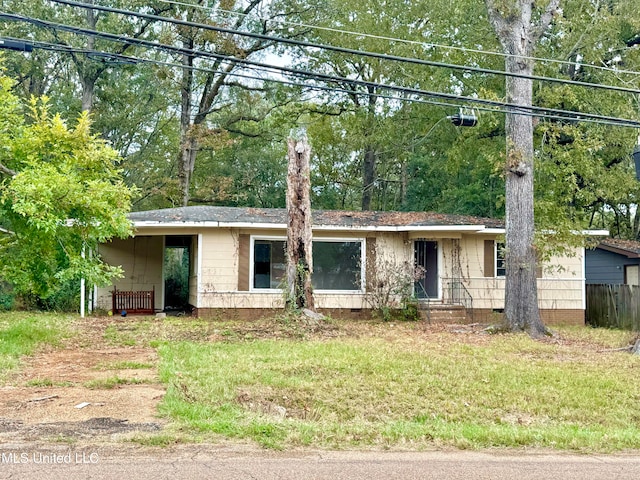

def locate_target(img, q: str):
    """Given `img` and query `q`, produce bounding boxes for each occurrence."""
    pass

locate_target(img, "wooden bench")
[112,286,155,315]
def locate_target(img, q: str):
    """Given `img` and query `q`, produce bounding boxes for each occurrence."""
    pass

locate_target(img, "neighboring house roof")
[129,206,505,232]
[596,238,640,258]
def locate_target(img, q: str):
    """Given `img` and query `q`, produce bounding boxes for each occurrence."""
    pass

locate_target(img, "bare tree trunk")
[503,51,546,337]
[486,0,560,338]
[361,90,379,211]
[286,135,314,311]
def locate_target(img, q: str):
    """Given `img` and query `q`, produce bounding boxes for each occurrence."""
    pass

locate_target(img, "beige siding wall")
[459,235,487,278]
[199,292,284,309]
[538,248,585,310]
[373,232,410,266]
[96,227,586,315]
[97,236,164,311]
[456,243,585,311]
[199,229,239,292]
[197,292,370,310]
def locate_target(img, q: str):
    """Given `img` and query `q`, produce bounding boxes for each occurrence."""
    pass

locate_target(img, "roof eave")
[597,244,640,258]
[133,220,492,232]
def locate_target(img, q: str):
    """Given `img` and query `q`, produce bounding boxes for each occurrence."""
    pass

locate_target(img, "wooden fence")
[112,286,155,315]
[586,284,640,331]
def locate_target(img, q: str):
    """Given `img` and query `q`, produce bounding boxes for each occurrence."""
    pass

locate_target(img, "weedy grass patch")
[93,360,155,371]
[103,317,213,347]
[83,376,152,389]
[156,323,640,451]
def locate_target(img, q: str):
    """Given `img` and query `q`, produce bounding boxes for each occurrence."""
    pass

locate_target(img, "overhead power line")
[4,12,640,128]
[4,34,640,129]
[47,0,640,96]
[1,37,473,114]
[159,0,640,79]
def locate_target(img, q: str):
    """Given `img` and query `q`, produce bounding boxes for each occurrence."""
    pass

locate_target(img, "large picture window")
[251,237,363,291]
[312,241,362,291]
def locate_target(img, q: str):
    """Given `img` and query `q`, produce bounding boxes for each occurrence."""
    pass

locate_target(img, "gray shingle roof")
[129,206,504,229]
[597,238,640,257]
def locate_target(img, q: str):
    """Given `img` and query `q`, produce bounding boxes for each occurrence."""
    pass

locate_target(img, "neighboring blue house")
[585,238,640,285]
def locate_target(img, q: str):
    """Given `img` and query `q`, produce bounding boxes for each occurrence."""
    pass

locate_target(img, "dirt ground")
[0,317,166,444]
[0,314,453,445]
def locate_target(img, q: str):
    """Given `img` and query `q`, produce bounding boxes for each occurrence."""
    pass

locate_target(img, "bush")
[21,279,80,312]
[0,282,15,311]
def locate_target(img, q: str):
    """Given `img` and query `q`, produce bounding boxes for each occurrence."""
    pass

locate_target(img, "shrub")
[0,281,15,311]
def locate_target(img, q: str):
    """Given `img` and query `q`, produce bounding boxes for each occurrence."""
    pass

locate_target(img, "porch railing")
[414,281,432,323]
[444,279,474,322]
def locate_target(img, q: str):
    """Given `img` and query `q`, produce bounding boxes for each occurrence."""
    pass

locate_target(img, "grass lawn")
[155,319,640,451]
[0,312,72,382]
[2,311,640,452]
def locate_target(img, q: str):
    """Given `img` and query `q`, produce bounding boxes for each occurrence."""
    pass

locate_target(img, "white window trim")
[249,235,366,294]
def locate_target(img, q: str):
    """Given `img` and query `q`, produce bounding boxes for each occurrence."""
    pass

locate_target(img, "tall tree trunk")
[486,0,560,338]
[80,0,96,112]
[286,135,314,311]
[361,89,379,211]
[81,76,96,113]
[503,61,544,336]
[178,43,195,206]
[362,146,376,211]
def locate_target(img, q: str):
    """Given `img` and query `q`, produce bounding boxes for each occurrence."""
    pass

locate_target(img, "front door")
[414,240,438,299]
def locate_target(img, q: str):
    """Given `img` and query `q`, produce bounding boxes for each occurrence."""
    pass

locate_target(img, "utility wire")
[3,13,639,128]
[5,37,468,113]
[5,12,640,128]
[5,35,640,129]
[159,0,640,79]
[47,0,640,96]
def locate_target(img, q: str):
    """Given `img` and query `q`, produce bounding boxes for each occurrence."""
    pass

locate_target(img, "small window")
[496,242,506,277]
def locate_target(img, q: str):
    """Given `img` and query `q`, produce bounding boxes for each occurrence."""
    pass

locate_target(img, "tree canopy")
[1,0,640,318]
